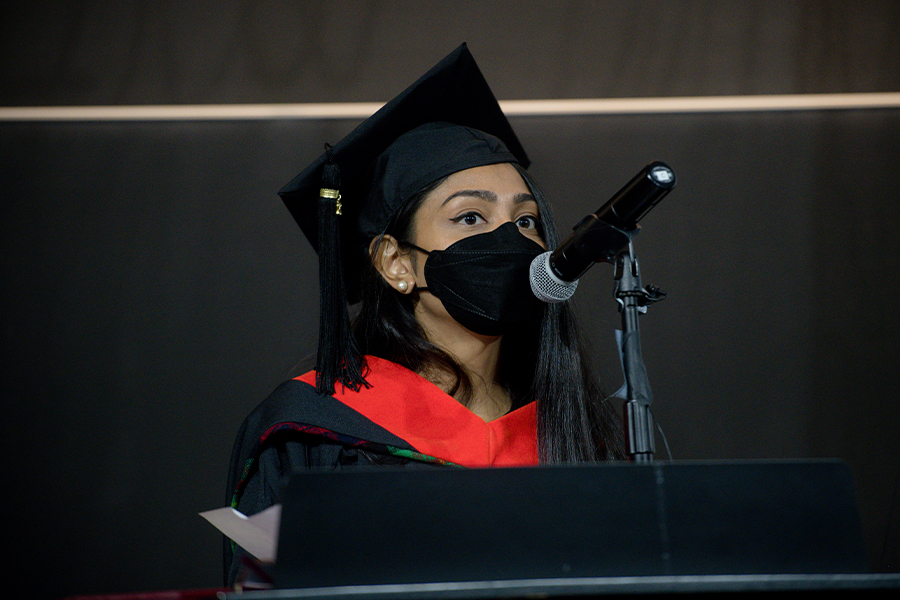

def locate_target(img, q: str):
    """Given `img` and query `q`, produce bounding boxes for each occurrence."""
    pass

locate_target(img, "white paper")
[200,504,281,563]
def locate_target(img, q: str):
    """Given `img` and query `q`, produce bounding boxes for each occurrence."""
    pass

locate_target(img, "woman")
[225,44,624,586]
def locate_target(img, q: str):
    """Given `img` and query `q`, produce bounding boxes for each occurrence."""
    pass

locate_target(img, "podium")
[225,460,900,599]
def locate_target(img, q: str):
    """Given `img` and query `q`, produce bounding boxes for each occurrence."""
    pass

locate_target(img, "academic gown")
[224,355,538,586]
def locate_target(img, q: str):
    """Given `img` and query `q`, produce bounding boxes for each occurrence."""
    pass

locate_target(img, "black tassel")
[315,145,367,395]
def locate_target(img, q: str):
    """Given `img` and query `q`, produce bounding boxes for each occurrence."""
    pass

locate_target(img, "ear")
[369,235,417,294]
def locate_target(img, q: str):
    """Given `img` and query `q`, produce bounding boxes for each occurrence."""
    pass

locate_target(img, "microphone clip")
[614,252,666,313]
[615,284,667,310]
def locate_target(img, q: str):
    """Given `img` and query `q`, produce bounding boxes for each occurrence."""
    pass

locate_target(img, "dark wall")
[2,0,900,106]
[2,2,899,598]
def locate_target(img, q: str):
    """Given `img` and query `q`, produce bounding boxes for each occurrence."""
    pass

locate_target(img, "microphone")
[530,161,676,302]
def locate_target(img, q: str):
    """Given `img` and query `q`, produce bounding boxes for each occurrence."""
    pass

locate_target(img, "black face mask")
[404,221,545,336]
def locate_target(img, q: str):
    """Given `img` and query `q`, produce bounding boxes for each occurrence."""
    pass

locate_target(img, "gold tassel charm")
[319,188,342,215]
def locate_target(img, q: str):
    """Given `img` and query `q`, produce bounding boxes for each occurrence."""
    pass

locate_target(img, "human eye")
[515,214,540,230]
[450,211,485,226]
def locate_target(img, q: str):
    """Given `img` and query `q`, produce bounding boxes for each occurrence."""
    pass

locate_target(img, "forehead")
[422,163,533,206]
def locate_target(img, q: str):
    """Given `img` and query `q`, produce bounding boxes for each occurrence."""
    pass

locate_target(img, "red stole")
[296,356,538,467]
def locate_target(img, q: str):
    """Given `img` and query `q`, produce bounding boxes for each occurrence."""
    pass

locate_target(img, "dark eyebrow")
[513,192,538,205]
[441,190,537,206]
[441,189,496,205]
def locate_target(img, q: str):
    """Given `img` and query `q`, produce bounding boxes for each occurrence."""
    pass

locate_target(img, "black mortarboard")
[278,43,530,394]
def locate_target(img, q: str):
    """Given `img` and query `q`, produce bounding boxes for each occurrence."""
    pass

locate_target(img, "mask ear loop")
[397,240,430,255]
[397,241,431,293]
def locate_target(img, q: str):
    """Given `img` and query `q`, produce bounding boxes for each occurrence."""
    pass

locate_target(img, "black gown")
[224,356,539,586]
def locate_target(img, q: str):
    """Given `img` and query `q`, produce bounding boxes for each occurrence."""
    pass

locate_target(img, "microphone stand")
[614,239,665,462]
[540,161,675,460]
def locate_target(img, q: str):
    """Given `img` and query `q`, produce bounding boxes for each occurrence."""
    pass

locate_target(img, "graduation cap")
[279,43,530,394]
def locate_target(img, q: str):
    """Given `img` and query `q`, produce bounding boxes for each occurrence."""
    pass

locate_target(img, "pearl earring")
[397,280,409,292]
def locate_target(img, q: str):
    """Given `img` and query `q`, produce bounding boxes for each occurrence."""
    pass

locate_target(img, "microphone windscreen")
[529,251,578,303]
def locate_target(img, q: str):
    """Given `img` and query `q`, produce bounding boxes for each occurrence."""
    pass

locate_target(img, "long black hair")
[351,165,624,462]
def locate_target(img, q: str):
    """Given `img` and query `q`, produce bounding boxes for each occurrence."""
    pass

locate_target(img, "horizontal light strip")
[2,92,899,121]
[506,92,900,114]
